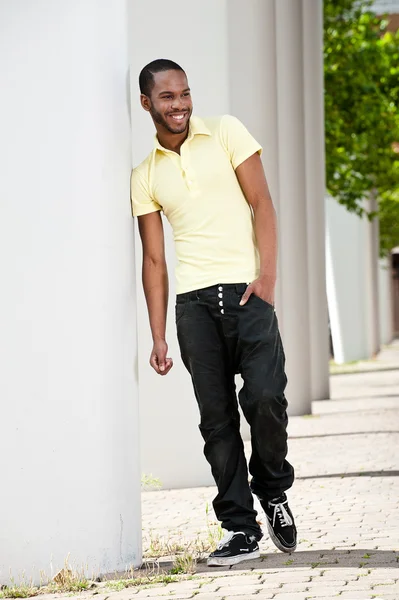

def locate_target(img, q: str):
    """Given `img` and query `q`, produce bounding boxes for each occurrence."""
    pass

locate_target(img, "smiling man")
[131,59,296,566]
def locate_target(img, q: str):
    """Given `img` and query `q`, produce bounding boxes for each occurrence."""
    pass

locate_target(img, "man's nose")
[171,96,184,111]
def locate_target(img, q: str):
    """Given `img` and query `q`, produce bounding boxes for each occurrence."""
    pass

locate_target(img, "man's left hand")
[239,276,275,307]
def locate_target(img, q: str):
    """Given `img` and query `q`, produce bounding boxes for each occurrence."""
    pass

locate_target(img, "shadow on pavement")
[139,549,398,576]
[297,470,399,479]
[290,431,399,439]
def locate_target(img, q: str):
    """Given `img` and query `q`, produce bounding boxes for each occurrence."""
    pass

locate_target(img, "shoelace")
[216,530,245,550]
[269,499,293,528]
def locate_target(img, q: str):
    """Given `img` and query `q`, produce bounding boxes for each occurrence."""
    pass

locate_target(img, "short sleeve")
[130,169,161,217]
[220,114,262,170]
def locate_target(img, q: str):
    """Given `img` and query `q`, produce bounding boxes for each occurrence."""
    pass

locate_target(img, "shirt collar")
[154,116,211,152]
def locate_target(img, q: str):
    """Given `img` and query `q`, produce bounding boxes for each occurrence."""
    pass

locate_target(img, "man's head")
[139,59,192,135]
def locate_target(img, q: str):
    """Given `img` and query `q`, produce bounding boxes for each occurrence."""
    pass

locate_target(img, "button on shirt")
[130,115,262,294]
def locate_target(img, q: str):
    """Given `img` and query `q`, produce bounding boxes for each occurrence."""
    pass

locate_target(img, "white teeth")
[171,114,184,120]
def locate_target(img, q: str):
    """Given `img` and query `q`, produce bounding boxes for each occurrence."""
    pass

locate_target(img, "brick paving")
[50,342,399,600]
[137,341,399,599]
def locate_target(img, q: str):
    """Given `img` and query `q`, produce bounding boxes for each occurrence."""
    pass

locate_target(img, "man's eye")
[183,92,190,97]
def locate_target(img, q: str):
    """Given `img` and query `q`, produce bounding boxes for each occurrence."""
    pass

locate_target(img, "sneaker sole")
[267,521,297,554]
[207,549,260,567]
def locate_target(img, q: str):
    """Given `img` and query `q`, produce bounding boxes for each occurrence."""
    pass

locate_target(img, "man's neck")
[156,123,190,155]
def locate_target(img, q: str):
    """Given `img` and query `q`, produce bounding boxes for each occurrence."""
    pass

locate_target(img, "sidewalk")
[35,342,399,600]
[138,341,399,600]
[329,340,399,375]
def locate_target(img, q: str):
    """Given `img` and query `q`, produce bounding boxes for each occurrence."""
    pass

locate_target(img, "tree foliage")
[324,0,399,254]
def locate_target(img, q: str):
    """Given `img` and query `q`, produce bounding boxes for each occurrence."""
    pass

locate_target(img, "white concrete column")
[378,258,394,345]
[302,0,330,401]
[365,195,381,356]
[326,196,373,362]
[275,1,312,415]
[227,0,283,314]
[227,0,281,441]
[0,0,141,584]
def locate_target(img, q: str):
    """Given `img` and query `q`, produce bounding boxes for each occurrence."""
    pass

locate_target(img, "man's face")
[142,70,193,135]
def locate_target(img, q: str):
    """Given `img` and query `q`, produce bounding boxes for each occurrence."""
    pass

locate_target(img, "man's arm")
[137,211,173,375]
[235,152,277,306]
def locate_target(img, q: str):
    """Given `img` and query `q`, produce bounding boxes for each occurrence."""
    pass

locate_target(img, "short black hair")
[139,59,185,97]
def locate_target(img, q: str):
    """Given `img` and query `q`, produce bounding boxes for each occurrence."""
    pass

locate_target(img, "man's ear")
[140,94,151,112]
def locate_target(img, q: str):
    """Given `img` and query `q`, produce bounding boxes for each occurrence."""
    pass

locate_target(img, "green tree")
[324,0,399,254]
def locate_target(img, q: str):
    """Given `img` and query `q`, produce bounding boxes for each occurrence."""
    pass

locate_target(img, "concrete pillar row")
[302,0,330,401]
[275,0,312,415]
[229,0,331,415]
[135,0,331,489]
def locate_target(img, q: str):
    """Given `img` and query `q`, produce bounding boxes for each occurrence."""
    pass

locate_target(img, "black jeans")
[176,283,294,540]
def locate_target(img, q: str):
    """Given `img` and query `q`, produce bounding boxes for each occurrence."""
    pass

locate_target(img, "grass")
[0,556,92,598]
[141,473,162,491]
[0,561,190,599]
[144,503,223,565]
[0,582,38,599]
[1,505,223,598]
[104,572,180,591]
[145,530,187,558]
[170,552,197,575]
[205,502,223,549]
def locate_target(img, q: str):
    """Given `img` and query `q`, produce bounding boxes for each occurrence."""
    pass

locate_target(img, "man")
[131,59,296,567]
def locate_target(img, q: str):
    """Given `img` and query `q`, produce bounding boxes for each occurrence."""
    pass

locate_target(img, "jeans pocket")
[251,293,275,311]
[175,301,186,324]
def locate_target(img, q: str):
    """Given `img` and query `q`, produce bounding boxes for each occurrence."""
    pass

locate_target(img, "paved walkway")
[41,342,399,600]
[138,341,399,600]
[330,341,399,375]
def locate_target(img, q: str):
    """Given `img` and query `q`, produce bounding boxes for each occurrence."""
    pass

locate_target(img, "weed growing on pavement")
[0,578,37,599]
[0,556,93,598]
[39,555,92,594]
[205,502,223,548]
[170,552,197,575]
[363,553,371,559]
[143,503,222,573]
[141,473,162,490]
[105,573,179,590]
[284,559,294,566]
[145,530,187,558]
[311,562,320,569]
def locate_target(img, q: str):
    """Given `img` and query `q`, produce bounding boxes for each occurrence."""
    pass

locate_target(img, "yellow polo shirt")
[130,115,262,294]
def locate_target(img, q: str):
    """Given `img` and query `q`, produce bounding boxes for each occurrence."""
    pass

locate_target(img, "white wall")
[0,0,141,584]
[326,196,378,363]
[131,0,230,489]
[378,258,394,345]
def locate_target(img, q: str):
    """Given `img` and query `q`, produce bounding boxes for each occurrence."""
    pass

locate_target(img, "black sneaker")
[207,531,260,567]
[261,493,297,553]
